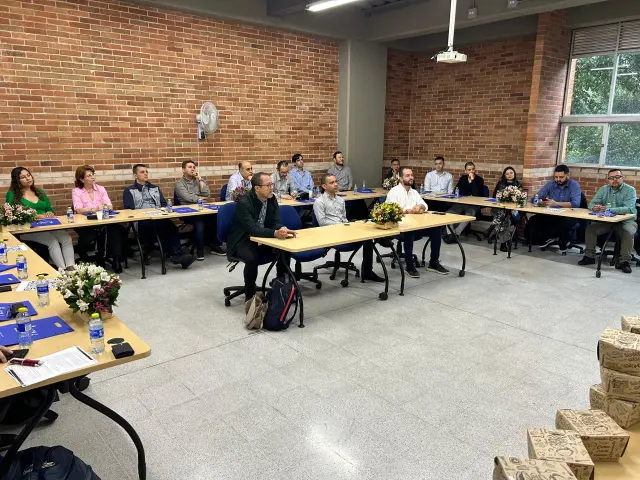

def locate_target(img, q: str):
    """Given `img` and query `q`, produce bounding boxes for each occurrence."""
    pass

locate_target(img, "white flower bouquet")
[58,263,121,315]
[382,177,400,191]
[0,203,37,227]
[496,185,527,206]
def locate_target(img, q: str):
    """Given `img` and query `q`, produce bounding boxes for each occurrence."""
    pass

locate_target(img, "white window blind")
[572,20,640,57]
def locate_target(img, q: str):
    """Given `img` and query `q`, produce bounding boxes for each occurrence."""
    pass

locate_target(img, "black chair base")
[295,262,322,290]
[313,251,360,287]
[223,285,270,307]
[377,240,418,270]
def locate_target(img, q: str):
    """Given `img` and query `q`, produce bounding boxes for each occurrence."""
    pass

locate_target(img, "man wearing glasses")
[227,172,296,301]
[579,169,638,274]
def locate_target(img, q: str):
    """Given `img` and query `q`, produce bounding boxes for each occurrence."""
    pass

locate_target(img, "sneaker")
[617,262,632,274]
[558,241,568,254]
[443,234,457,245]
[426,261,449,275]
[405,267,420,278]
[578,256,596,266]
[181,254,196,269]
[500,243,508,252]
[377,238,394,249]
[210,244,227,256]
[363,272,385,283]
[196,255,205,261]
[540,237,559,248]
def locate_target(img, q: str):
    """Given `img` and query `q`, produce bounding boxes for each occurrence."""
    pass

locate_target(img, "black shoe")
[500,243,508,252]
[362,272,385,283]
[170,254,183,265]
[210,244,227,256]
[558,241,568,254]
[406,267,420,278]
[111,258,123,274]
[578,256,596,266]
[426,261,449,275]
[181,254,196,269]
[443,234,457,245]
[617,261,632,274]
[377,238,394,249]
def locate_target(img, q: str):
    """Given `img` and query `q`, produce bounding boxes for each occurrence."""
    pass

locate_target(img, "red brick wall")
[0,0,338,211]
[384,49,414,166]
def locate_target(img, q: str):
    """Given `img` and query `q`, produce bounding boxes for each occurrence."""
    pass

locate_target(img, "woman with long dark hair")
[6,167,75,270]
[485,166,523,251]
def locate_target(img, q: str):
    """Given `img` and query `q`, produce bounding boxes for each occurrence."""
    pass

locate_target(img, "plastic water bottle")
[66,207,74,223]
[419,184,425,195]
[454,187,460,199]
[0,238,7,264]
[605,202,612,215]
[89,313,105,355]
[308,189,313,199]
[166,199,173,213]
[16,253,28,280]
[36,274,49,307]
[198,198,204,211]
[16,307,32,348]
[532,193,539,207]
[353,184,358,194]
[362,180,366,191]
[102,204,110,220]
[277,191,282,201]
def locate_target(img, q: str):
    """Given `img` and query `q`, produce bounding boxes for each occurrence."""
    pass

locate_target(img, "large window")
[560,21,640,168]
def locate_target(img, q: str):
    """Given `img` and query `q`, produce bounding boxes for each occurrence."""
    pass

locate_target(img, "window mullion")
[606,23,622,115]
[600,123,610,167]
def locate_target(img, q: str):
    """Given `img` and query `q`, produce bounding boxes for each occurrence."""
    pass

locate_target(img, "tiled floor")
[18,238,640,479]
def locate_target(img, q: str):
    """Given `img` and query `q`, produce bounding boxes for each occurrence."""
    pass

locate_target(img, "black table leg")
[131,222,146,279]
[154,227,166,275]
[387,241,404,296]
[527,215,533,252]
[446,225,466,277]
[0,386,56,477]
[68,380,146,480]
[372,243,390,300]
[493,226,499,256]
[596,226,615,279]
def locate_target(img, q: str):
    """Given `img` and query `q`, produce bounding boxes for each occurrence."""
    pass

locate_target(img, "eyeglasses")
[607,175,623,180]
[259,183,274,189]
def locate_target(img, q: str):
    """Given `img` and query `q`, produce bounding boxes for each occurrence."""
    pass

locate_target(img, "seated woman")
[72,165,124,272]
[485,166,522,251]
[6,167,75,270]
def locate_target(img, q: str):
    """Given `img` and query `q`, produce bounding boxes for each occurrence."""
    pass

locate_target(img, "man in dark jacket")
[444,161,486,244]
[123,164,195,269]
[227,172,296,300]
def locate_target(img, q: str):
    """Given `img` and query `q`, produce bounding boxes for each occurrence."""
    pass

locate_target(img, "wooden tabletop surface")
[0,232,150,398]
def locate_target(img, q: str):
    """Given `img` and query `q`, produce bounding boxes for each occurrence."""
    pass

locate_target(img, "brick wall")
[0,0,339,211]
[384,49,414,166]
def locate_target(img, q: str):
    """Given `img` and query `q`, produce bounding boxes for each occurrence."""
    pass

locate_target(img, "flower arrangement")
[496,185,527,206]
[58,263,121,316]
[231,185,252,202]
[382,177,400,191]
[370,202,405,229]
[0,203,38,227]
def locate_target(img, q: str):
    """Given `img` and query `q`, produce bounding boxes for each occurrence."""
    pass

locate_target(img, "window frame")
[559,21,640,169]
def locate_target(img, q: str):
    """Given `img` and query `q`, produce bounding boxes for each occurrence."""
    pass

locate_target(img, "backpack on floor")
[1,445,100,480]
[263,274,299,331]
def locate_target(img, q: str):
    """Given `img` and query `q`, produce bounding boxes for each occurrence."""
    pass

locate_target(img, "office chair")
[217,203,269,306]
[279,206,326,289]
[541,192,588,255]
[310,211,361,287]
[220,184,228,202]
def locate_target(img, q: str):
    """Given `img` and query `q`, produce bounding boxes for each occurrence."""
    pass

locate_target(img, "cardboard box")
[621,315,640,334]
[555,409,629,461]
[493,457,577,480]
[527,429,594,480]
[598,328,640,376]
[601,366,640,403]
[590,383,640,428]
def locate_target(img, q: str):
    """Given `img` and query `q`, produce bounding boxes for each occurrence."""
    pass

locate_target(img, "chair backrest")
[579,192,588,209]
[220,184,228,202]
[217,202,237,243]
[279,205,302,230]
[482,185,490,198]
[311,209,319,227]
[173,190,181,206]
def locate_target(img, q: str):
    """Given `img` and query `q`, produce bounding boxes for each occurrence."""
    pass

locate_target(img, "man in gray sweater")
[174,160,226,260]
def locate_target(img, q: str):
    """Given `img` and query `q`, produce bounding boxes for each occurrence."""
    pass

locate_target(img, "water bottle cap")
[37,274,45,279]
[91,313,99,319]
[18,307,27,313]
[17,253,23,256]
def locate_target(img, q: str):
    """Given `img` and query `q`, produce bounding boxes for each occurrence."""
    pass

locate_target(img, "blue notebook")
[297,199,316,203]
[484,198,498,203]
[30,218,62,228]
[0,301,37,321]
[357,189,374,194]
[204,205,219,211]
[172,207,198,214]
[0,264,17,273]
[0,274,20,286]
[0,315,73,347]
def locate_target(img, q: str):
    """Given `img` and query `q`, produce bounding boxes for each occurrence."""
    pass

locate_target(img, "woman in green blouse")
[7,167,75,270]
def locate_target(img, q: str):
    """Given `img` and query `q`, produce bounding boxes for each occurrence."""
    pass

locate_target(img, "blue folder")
[204,205,219,211]
[297,199,315,203]
[440,194,458,199]
[357,189,374,194]
[0,301,37,321]
[484,198,498,203]
[0,274,20,286]
[30,218,62,228]
[0,264,17,273]
[172,207,198,214]
[0,315,73,347]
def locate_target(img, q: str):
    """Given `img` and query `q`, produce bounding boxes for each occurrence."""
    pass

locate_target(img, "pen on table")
[9,358,43,367]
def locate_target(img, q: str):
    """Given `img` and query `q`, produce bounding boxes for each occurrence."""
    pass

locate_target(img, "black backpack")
[263,274,299,331]
[1,446,100,480]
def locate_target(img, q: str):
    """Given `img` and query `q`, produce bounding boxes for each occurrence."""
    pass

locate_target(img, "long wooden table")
[251,212,474,327]
[0,231,151,479]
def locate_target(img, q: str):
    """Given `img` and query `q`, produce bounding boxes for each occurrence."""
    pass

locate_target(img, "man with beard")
[386,167,449,278]
[529,165,582,252]
[328,151,367,220]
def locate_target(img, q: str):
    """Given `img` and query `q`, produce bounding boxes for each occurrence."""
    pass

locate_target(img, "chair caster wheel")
[561,252,567,256]
[459,270,465,277]
[540,247,546,251]
[379,292,388,300]
[224,299,231,307]
[76,376,90,391]
[316,282,322,290]
[391,264,396,270]
[340,280,348,287]
[596,270,601,278]
[375,258,381,264]
[329,275,336,280]
[355,272,360,278]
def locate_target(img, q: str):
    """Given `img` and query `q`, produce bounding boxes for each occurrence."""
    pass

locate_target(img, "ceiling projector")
[436,51,467,63]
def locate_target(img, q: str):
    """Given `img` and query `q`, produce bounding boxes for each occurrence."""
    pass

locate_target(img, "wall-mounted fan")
[196,101,219,140]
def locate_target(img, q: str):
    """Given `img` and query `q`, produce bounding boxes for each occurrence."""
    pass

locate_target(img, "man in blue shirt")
[226,161,253,201]
[528,165,582,252]
[289,153,314,194]
[578,169,638,274]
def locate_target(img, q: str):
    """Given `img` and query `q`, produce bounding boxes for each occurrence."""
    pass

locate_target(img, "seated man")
[289,153,314,194]
[386,167,449,278]
[124,164,195,269]
[579,169,637,273]
[313,174,384,283]
[226,161,253,201]
[271,160,297,200]
[226,172,296,301]
[174,160,226,260]
[327,151,353,191]
[425,156,453,194]
[387,158,400,181]
[528,164,581,251]
[444,161,485,244]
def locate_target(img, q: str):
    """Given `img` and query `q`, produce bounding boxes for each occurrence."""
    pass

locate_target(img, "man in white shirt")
[386,167,449,278]
[424,156,453,194]
[226,161,253,200]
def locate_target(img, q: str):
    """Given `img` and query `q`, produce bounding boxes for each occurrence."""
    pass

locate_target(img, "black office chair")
[599,198,640,267]
[541,192,588,255]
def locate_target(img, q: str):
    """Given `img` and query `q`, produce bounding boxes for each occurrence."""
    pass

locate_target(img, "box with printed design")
[527,428,594,480]
[598,328,640,375]
[493,456,577,480]
[590,383,640,428]
[600,366,640,403]
[621,315,640,335]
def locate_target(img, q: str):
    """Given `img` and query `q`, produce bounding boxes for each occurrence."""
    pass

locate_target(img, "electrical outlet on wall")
[467,7,477,19]
[507,0,519,8]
